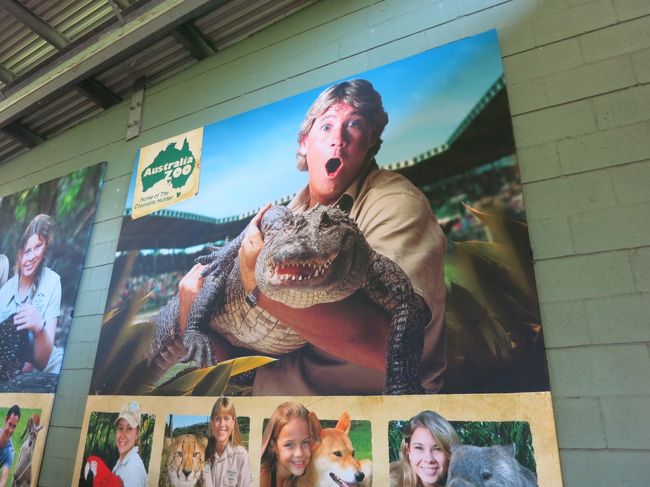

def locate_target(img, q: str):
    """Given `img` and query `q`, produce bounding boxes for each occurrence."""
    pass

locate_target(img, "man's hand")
[238,203,271,294]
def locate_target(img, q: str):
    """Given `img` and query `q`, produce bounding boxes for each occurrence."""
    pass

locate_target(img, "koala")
[447,444,537,487]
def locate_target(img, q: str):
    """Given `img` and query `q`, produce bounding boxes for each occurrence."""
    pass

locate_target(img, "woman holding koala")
[390,410,460,487]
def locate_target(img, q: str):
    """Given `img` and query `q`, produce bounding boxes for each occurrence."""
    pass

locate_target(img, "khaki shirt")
[202,443,252,487]
[253,163,447,394]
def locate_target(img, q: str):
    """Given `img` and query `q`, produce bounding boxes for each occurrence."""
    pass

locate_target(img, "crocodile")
[150,204,428,394]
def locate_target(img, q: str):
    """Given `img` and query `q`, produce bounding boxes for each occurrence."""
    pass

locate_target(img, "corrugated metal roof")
[0,0,316,165]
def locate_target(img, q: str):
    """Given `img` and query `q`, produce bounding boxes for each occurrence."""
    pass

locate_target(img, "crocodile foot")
[181,330,216,368]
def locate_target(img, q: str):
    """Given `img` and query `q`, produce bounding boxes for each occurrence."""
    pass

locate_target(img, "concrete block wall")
[0,0,648,485]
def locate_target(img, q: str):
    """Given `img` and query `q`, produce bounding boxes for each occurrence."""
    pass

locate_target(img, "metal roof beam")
[172,21,216,60]
[0,65,16,84]
[76,78,122,109]
[2,122,45,148]
[0,0,227,129]
[0,0,70,50]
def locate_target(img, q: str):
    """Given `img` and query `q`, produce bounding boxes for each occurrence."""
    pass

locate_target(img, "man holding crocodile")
[179,79,447,395]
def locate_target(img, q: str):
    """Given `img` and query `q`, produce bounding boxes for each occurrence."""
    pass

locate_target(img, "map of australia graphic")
[140,138,196,194]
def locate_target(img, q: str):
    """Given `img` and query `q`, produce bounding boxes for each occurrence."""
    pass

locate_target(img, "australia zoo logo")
[140,137,196,195]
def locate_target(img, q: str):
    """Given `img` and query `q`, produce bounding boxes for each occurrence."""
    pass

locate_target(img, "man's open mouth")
[326,158,343,177]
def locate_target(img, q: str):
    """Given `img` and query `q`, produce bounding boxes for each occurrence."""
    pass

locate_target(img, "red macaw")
[83,456,123,487]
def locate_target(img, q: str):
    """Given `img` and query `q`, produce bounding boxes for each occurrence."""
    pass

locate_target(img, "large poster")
[77,31,562,486]
[0,163,105,486]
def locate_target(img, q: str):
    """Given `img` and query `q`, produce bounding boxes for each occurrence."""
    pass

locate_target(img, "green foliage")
[81,411,156,474]
[442,205,548,393]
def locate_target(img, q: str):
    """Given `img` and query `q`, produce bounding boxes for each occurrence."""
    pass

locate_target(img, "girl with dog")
[390,410,460,487]
[260,401,319,487]
[0,214,64,373]
[202,397,252,487]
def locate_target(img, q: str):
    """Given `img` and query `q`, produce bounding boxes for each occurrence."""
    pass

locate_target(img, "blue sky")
[168,415,209,429]
[128,30,503,219]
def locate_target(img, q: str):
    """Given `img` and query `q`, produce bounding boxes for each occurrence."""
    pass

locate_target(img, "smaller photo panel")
[388,411,538,487]
[160,397,251,487]
[0,403,45,487]
[78,400,155,487]
[261,402,372,487]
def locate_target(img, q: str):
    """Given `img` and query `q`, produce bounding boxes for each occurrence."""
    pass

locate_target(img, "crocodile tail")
[383,297,427,395]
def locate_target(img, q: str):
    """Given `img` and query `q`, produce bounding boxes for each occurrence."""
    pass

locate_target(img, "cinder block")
[553,397,606,448]
[338,22,399,58]
[545,55,636,106]
[546,344,650,396]
[585,293,650,343]
[527,216,575,260]
[503,39,583,84]
[522,171,616,220]
[539,299,589,347]
[560,451,650,486]
[630,247,650,292]
[631,47,650,83]
[580,14,650,63]
[365,0,419,26]
[571,201,650,253]
[613,0,650,20]
[73,288,109,317]
[393,1,459,38]
[506,77,550,114]
[601,395,650,449]
[500,20,537,57]
[43,426,83,459]
[82,240,118,269]
[38,455,76,487]
[532,0,617,45]
[49,395,86,428]
[610,159,650,205]
[61,340,98,370]
[77,264,114,292]
[558,120,650,174]
[517,141,561,182]
[512,99,597,147]
[66,315,102,344]
[534,251,635,302]
[594,84,650,130]
[93,174,130,222]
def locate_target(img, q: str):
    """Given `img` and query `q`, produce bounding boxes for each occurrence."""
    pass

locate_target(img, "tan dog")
[298,412,372,487]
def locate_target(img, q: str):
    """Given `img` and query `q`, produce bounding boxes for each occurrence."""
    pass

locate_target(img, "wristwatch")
[245,286,260,308]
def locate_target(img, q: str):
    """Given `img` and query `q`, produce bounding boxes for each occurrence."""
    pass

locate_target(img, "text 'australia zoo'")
[140,139,196,192]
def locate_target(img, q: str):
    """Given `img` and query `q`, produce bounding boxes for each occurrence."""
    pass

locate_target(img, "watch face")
[245,288,259,307]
